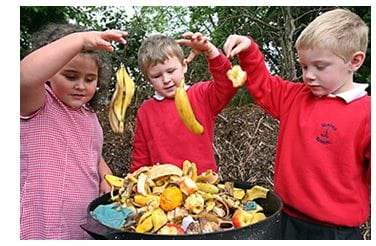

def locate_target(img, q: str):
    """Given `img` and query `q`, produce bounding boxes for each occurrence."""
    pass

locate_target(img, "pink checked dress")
[20,84,103,239]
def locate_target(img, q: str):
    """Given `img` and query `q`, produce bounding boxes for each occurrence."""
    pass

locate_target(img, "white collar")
[153,84,191,101]
[327,82,368,103]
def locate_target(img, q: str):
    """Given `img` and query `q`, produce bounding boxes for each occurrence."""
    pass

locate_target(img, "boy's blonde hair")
[295,8,368,62]
[138,34,185,78]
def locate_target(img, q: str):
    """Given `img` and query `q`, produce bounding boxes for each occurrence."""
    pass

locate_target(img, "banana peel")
[197,190,216,201]
[196,169,220,184]
[149,163,183,180]
[182,160,197,181]
[243,185,269,202]
[196,182,219,194]
[151,208,168,232]
[135,211,154,233]
[205,199,216,212]
[137,172,149,196]
[233,189,245,200]
[108,65,135,134]
[133,194,160,207]
[252,212,266,223]
[135,208,168,233]
[217,183,245,200]
[104,174,124,189]
[175,79,204,135]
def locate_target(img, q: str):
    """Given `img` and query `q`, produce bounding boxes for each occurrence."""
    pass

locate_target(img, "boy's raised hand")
[223,35,251,59]
[176,32,219,63]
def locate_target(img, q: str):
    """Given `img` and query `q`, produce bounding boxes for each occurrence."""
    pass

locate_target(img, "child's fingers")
[191,32,203,40]
[185,51,198,64]
[91,30,128,52]
[104,29,128,37]
[223,35,247,58]
[223,37,236,58]
[198,36,208,44]
[103,29,128,44]
[176,39,192,47]
[181,32,194,39]
[229,46,243,58]
[97,40,115,52]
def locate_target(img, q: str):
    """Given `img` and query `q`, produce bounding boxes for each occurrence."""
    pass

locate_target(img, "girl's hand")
[176,32,219,63]
[99,178,111,196]
[81,29,128,52]
[98,157,113,196]
[223,35,251,59]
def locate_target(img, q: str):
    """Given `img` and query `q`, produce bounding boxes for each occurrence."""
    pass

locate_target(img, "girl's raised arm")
[20,30,127,116]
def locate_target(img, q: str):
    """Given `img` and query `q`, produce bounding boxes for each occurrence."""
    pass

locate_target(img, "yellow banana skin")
[104,174,124,188]
[108,65,135,134]
[174,79,204,135]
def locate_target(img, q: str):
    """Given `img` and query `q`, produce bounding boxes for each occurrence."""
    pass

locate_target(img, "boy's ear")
[183,60,188,73]
[350,51,365,71]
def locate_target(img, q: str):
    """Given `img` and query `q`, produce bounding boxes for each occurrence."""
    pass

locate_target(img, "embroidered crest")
[316,123,337,144]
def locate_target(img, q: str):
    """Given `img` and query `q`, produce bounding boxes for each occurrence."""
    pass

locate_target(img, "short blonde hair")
[138,34,185,77]
[295,8,368,62]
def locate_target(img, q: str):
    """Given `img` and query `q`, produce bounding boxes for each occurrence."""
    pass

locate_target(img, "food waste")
[173,65,246,135]
[174,79,204,135]
[108,65,135,134]
[227,65,247,88]
[99,161,270,235]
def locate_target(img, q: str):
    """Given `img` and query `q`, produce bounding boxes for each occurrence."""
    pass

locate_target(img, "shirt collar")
[327,82,368,103]
[153,84,191,101]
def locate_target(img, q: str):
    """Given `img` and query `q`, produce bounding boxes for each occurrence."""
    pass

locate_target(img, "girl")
[20,24,127,239]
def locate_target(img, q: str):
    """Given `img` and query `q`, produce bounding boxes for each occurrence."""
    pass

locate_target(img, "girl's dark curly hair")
[29,23,111,111]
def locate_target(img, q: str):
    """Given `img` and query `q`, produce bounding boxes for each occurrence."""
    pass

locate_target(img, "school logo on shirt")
[316,123,336,145]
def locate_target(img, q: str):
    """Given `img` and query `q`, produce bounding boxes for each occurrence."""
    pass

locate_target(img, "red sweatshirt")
[238,39,371,227]
[131,53,237,174]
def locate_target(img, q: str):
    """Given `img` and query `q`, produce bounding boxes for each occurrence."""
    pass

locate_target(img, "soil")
[97,103,370,240]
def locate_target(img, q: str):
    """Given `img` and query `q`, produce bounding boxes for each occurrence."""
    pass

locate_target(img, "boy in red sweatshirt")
[131,32,238,174]
[223,8,370,239]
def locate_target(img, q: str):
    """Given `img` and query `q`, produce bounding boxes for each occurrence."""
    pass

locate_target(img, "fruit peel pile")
[102,161,269,235]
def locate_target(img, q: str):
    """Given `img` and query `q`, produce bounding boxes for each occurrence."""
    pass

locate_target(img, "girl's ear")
[350,51,365,72]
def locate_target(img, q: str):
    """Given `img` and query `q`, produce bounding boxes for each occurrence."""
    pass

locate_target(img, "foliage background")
[20,6,371,239]
[21,6,371,106]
